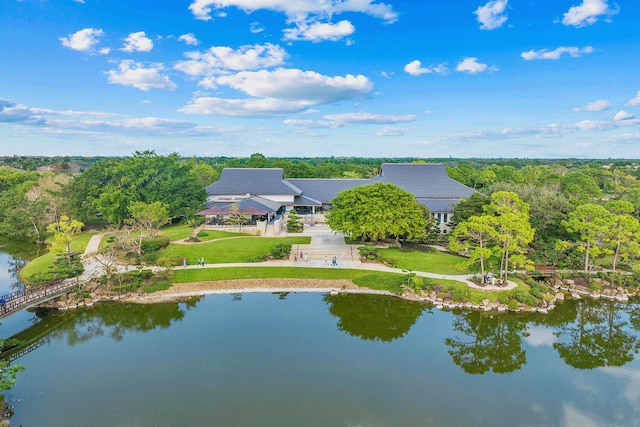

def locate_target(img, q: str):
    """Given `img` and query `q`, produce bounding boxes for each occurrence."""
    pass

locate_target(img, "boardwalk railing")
[0,280,79,319]
[3,335,52,363]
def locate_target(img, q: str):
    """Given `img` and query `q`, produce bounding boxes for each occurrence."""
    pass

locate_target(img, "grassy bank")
[19,232,94,284]
[170,266,523,301]
[369,246,472,275]
[171,267,408,294]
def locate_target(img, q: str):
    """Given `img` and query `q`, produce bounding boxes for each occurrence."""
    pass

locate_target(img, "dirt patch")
[124,278,360,303]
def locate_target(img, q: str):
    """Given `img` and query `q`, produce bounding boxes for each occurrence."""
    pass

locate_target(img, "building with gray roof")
[203,163,475,232]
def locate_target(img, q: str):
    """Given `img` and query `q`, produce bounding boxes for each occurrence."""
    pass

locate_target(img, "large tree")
[449,214,496,279]
[68,151,207,224]
[603,201,640,271]
[561,203,611,272]
[486,191,535,281]
[46,215,84,263]
[327,182,427,242]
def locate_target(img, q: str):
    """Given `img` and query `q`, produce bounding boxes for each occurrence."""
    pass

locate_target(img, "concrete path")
[80,228,516,291]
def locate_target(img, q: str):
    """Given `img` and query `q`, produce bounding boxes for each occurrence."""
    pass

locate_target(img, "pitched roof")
[197,196,281,216]
[377,163,475,199]
[287,178,371,204]
[205,168,302,196]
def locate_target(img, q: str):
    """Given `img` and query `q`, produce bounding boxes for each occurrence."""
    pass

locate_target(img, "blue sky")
[1,0,639,158]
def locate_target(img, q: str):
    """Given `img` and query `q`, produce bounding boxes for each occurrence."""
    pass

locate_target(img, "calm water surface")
[2,244,640,427]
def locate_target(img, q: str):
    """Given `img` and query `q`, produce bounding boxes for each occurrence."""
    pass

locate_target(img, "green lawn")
[194,229,249,242]
[169,266,523,300]
[376,247,472,275]
[157,236,311,265]
[171,266,407,294]
[19,231,94,283]
[159,223,193,241]
[160,223,252,242]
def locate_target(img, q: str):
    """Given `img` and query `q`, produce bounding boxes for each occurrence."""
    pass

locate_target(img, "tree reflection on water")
[445,311,529,374]
[323,293,427,342]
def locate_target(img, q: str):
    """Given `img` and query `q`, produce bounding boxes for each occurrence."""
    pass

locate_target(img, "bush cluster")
[270,243,291,259]
[29,255,84,286]
[141,236,170,252]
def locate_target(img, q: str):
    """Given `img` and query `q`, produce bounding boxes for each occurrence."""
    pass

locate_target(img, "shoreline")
[120,278,396,304]
[59,278,554,313]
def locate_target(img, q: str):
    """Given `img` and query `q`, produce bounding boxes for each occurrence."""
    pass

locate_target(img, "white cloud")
[283,20,355,42]
[121,31,153,53]
[284,118,336,128]
[323,112,416,125]
[188,0,396,44]
[521,46,594,60]
[627,91,640,106]
[215,68,372,104]
[59,28,104,52]
[180,97,312,117]
[455,57,496,73]
[174,43,287,76]
[188,0,398,23]
[474,0,508,30]
[451,116,639,142]
[404,60,448,76]
[250,22,265,34]
[106,60,177,91]
[377,127,412,137]
[573,99,610,112]
[562,0,618,27]
[523,326,557,347]
[178,33,200,46]
[614,110,634,121]
[284,112,416,129]
[182,69,373,117]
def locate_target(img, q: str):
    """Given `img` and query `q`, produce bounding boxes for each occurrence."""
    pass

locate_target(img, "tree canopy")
[326,182,427,242]
[67,151,207,224]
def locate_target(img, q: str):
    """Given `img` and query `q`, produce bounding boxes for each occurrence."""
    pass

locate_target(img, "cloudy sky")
[1,0,639,158]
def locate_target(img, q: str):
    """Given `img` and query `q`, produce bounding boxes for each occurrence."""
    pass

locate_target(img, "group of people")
[324,255,338,266]
[183,257,206,267]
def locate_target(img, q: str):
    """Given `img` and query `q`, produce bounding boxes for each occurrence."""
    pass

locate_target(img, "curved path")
[81,228,516,291]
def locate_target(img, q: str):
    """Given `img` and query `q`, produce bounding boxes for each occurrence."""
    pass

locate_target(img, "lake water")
[2,244,640,427]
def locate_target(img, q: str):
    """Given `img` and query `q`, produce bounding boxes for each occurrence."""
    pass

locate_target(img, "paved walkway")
[81,228,517,291]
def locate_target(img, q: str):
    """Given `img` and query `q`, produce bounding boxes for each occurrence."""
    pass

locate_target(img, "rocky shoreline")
[42,276,638,314]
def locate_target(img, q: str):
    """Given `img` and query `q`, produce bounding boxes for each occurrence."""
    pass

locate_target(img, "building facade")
[202,163,475,233]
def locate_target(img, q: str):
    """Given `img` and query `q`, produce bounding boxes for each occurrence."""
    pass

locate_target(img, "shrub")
[358,245,380,262]
[512,289,539,307]
[111,283,140,293]
[143,281,172,293]
[383,258,397,268]
[141,236,170,252]
[156,256,182,267]
[28,256,84,285]
[450,287,470,302]
[270,243,291,259]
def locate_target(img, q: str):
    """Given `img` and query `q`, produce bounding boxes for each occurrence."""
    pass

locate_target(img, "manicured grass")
[171,267,407,294]
[159,223,193,241]
[169,266,523,298]
[376,247,472,275]
[157,236,311,265]
[160,223,251,242]
[194,229,249,242]
[20,232,94,283]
